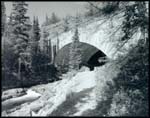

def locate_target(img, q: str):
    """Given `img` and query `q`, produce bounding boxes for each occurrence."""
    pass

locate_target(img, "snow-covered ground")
[1,60,130,117]
[2,89,41,112]
[73,91,97,116]
[2,88,26,102]
[2,69,98,116]
[33,70,97,116]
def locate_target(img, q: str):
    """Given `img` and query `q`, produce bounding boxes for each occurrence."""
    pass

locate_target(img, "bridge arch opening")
[54,42,107,73]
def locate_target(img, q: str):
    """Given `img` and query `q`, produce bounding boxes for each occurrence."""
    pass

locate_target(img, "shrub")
[112,39,149,116]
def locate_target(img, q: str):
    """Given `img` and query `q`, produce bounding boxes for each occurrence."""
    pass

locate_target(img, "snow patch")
[72,71,96,93]
[32,70,97,116]
[2,90,41,112]
[73,91,96,116]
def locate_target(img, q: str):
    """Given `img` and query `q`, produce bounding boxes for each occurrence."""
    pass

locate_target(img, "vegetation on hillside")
[69,27,82,72]
[1,2,59,90]
[93,1,149,116]
[1,1,149,116]
[42,12,61,27]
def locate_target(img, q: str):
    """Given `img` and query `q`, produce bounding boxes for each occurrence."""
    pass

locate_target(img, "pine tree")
[2,12,16,76]
[10,1,31,54]
[31,16,40,55]
[63,17,69,32]
[42,13,60,26]
[1,1,6,36]
[8,2,32,89]
[45,14,49,25]
[34,17,40,42]
[42,14,50,26]
[1,1,6,59]
[69,27,82,71]
[50,12,60,24]
[56,32,59,52]
[48,39,52,61]
[42,29,49,54]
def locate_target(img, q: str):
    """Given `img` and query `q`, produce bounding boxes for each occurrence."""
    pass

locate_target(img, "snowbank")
[2,90,41,111]
[32,70,96,116]
[73,91,96,116]
[2,88,26,102]
[72,71,96,93]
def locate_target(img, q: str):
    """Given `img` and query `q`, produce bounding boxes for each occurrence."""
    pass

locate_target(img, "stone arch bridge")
[40,12,141,71]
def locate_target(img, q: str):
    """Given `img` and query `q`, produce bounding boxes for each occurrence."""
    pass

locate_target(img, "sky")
[5,2,87,25]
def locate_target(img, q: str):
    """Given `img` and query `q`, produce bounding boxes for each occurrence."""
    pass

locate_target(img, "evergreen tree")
[31,16,40,55]
[63,17,69,32]
[7,2,32,89]
[1,1,6,36]
[2,12,16,75]
[1,1,6,60]
[50,12,60,24]
[42,29,49,54]
[43,28,49,39]
[34,17,40,42]
[42,13,60,26]
[45,14,49,25]
[56,32,59,52]
[48,39,52,61]
[30,16,42,77]
[10,1,31,54]
[69,27,82,71]
[42,14,50,26]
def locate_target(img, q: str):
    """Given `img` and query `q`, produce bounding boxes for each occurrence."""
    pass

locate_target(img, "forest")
[1,1,149,117]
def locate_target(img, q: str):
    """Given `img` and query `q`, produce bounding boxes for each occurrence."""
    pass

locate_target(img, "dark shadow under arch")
[54,42,107,73]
